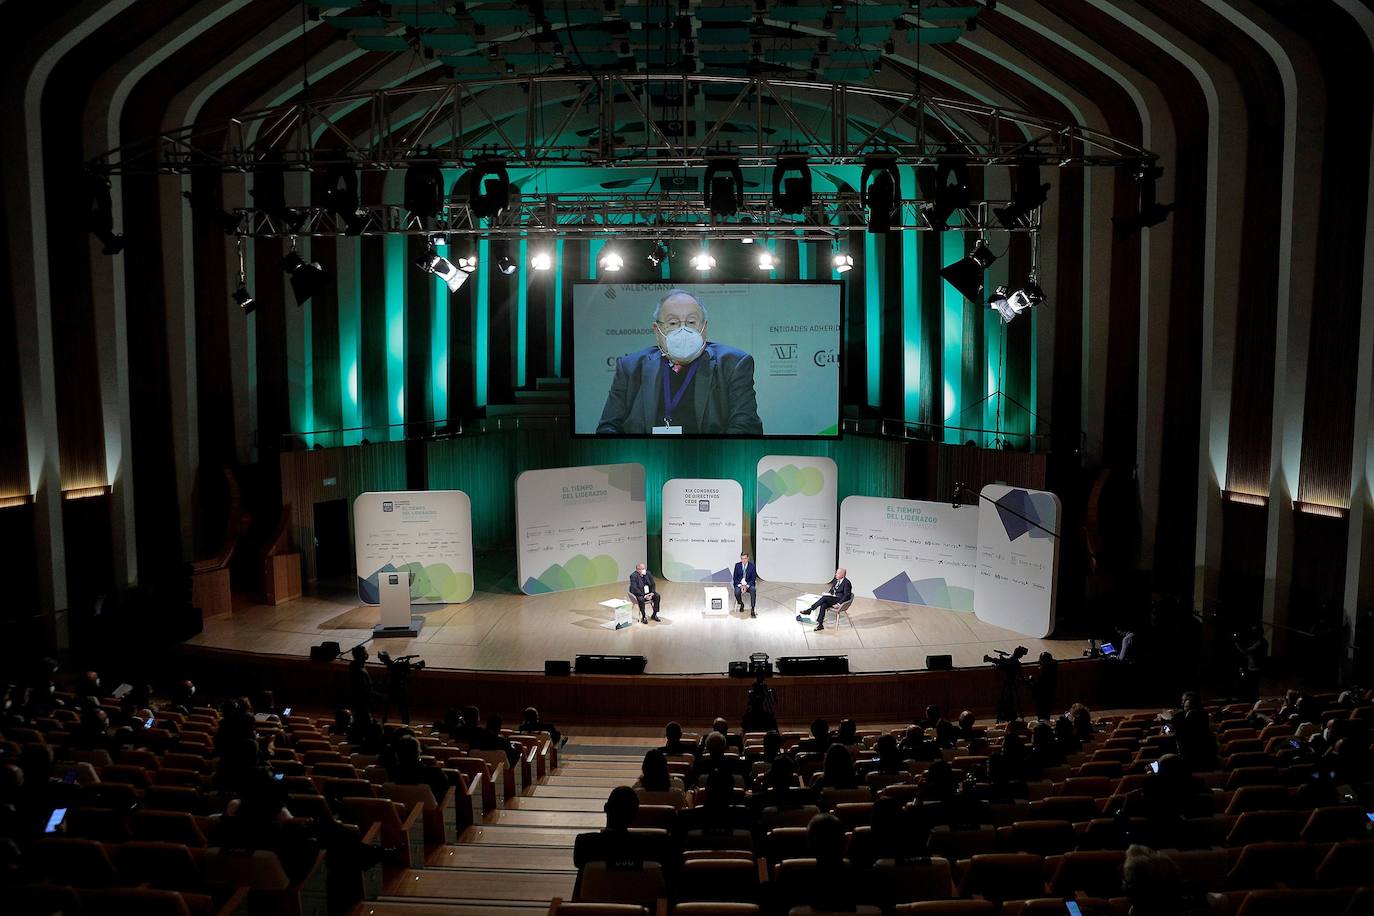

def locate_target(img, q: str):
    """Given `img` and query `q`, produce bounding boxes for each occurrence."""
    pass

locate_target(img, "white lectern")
[374,572,423,637]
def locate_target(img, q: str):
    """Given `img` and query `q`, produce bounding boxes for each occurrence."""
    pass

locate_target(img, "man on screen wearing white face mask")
[596,289,763,435]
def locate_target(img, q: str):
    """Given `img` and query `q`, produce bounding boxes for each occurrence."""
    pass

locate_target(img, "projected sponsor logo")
[813,349,839,367]
[770,342,800,377]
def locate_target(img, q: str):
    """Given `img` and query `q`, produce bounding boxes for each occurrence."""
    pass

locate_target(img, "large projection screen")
[571,282,842,437]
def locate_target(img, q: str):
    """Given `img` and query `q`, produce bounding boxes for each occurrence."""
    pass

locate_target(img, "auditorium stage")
[190,578,1089,675]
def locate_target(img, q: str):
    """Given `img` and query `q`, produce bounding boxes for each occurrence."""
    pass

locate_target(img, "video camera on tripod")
[376,650,426,675]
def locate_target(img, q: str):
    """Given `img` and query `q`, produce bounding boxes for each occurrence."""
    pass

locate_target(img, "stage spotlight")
[469,156,511,220]
[994,159,1051,229]
[988,270,1045,324]
[772,153,812,214]
[232,282,255,313]
[924,151,972,231]
[691,250,716,271]
[1113,161,1173,239]
[496,251,518,275]
[282,244,330,305]
[599,249,624,272]
[530,250,552,271]
[756,249,776,271]
[860,155,901,233]
[232,237,254,314]
[321,162,368,235]
[83,174,125,255]
[703,156,744,217]
[456,253,479,273]
[416,242,470,293]
[832,251,854,273]
[646,240,670,268]
[252,152,305,231]
[939,239,997,303]
[403,153,445,221]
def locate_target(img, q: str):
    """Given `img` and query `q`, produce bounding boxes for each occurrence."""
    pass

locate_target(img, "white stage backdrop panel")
[516,463,647,595]
[572,282,842,436]
[838,496,978,610]
[354,490,474,606]
[975,484,1062,638]
[661,478,744,582]
[755,455,838,584]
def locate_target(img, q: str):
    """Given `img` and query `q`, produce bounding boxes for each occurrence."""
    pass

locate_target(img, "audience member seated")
[690,732,747,785]
[634,749,685,793]
[796,718,831,755]
[1121,844,1215,916]
[810,743,860,791]
[519,706,562,746]
[857,735,906,777]
[675,771,753,840]
[697,717,744,754]
[847,795,926,869]
[386,734,449,801]
[573,785,673,871]
[661,721,695,757]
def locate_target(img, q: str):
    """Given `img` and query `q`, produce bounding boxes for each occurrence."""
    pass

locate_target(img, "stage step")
[518,784,617,799]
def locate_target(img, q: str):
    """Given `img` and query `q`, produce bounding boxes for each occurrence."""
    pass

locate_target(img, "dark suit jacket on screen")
[596,343,764,435]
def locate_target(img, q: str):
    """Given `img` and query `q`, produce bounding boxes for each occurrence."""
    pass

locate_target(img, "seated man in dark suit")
[573,785,673,871]
[697,717,744,754]
[597,289,763,435]
[660,721,696,758]
[385,734,450,802]
[732,552,758,617]
[674,771,753,843]
[796,568,853,631]
[629,563,660,623]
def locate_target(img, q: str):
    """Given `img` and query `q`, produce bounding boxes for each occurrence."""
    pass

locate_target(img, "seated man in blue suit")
[733,552,758,618]
[796,567,852,632]
[597,289,763,435]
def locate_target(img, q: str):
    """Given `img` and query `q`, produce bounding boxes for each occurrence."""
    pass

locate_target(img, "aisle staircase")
[357,743,643,916]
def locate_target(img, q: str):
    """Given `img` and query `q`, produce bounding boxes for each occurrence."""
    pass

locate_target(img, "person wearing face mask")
[629,562,660,623]
[596,289,763,435]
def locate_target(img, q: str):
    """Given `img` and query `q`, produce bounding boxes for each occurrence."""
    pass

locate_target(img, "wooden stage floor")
[192,578,1089,675]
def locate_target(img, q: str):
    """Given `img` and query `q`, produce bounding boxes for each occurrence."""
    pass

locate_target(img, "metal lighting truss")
[229,193,1039,238]
[89,74,1147,239]
[90,74,1154,173]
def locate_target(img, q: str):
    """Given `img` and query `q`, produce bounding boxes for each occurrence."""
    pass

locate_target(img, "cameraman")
[347,646,386,723]
[985,646,1028,723]
[742,671,778,732]
[377,651,424,725]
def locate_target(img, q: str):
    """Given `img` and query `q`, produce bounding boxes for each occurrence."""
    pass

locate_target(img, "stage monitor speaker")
[575,654,648,675]
[775,655,849,675]
[545,659,572,677]
[926,654,954,671]
[310,641,341,662]
[728,661,750,678]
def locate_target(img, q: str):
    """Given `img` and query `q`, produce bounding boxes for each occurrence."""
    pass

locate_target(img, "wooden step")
[546,775,639,787]
[481,809,603,829]
[524,784,617,799]
[359,904,546,916]
[499,796,605,812]
[427,844,576,872]
[386,867,575,903]
[458,825,583,846]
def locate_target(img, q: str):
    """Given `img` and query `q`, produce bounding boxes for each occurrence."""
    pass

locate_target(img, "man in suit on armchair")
[629,563,660,623]
[597,289,763,435]
[796,568,852,632]
[733,552,758,617]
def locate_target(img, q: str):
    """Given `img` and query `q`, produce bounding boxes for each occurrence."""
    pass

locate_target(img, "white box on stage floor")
[599,598,633,630]
[374,572,423,637]
[795,594,823,614]
[703,587,729,617]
